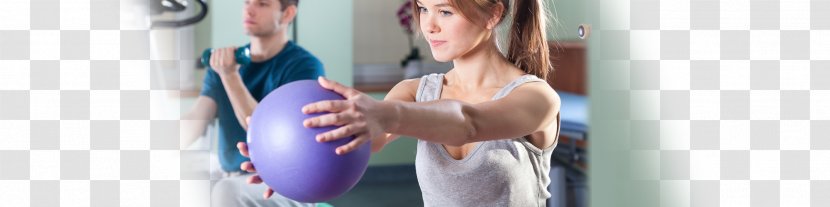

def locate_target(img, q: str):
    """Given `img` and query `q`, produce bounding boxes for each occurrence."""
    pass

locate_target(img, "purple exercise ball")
[247,80,371,203]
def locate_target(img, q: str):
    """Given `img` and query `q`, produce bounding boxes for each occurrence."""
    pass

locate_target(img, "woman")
[239,0,561,205]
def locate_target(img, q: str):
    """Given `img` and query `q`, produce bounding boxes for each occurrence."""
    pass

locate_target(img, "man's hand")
[209,47,240,77]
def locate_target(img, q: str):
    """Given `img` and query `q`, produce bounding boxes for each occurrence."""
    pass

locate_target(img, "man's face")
[243,0,285,36]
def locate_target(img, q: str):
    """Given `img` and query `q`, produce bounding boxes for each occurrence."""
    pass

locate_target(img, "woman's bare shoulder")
[510,80,561,108]
[385,78,421,102]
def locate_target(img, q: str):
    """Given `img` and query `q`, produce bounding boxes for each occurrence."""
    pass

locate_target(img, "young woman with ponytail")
[238,0,561,205]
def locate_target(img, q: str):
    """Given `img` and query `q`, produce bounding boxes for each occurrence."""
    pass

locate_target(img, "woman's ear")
[486,2,506,30]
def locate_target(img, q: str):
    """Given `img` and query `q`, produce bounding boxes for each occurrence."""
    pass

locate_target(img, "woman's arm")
[370,78,420,152]
[390,81,560,146]
[303,77,560,154]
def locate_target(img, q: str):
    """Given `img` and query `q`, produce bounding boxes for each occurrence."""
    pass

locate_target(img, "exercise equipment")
[150,0,209,28]
[201,47,252,68]
[146,0,210,90]
[247,80,371,203]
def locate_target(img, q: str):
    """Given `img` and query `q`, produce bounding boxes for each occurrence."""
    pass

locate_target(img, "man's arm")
[220,72,259,130]
[209,47,259,130]
[181,96,218,149]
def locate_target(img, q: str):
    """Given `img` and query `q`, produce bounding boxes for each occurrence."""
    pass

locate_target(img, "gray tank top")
[414,73,559,207]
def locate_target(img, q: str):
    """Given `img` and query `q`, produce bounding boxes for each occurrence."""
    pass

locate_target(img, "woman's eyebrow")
[417,0,451,8]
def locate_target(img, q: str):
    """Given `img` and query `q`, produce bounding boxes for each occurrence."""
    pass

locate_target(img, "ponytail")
[507,0,551,81]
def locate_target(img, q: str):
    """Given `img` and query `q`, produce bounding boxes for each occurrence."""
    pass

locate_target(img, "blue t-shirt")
[200,41,324,172]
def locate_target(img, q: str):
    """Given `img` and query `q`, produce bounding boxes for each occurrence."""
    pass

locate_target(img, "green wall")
[295,0,353,86]
[548,0,588,41]
[208,0,248,47]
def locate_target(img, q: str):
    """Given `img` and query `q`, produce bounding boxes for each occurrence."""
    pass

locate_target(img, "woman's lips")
[244,20,256,25]
[429,40,447,47]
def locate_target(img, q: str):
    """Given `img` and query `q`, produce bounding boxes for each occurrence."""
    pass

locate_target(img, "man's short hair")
[279,0,298,10]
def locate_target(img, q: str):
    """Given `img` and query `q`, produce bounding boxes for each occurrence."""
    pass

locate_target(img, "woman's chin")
[430,53,453,63]
[434,58,451,63]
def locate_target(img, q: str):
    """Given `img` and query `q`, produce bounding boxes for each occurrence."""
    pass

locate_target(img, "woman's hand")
[237,117,275,199]
[238,141,277,199]
[302,77,398,155]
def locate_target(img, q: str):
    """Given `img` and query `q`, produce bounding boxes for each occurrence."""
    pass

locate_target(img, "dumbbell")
[201,47,251,68]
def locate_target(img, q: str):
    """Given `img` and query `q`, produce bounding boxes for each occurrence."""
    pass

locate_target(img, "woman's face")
[417,0,493,62]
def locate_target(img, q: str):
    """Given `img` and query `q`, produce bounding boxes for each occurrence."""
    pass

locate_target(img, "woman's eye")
[418,6,428,13]
[440,10,453,16]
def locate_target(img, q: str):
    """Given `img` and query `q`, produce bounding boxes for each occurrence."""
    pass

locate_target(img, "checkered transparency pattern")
[590,0,827,206]
[0,0,211,206]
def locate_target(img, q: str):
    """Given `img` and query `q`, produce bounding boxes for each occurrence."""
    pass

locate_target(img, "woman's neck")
[448,40,523,90]
[249,32,288,62]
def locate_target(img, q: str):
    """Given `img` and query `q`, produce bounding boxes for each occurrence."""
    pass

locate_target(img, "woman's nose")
[424,17,439,34]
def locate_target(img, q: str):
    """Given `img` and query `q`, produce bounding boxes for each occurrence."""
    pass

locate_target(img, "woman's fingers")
[246,175,274,199]
[240,161,256,173]
[264,188,275,199]
[317,76,358,98]
[247,174,263,184]
[335,134,370,155]
[315,124,360,142]
[237,142,249,157]
[237,143,255,173]
[303,112,354,128]
[302,100,350,114]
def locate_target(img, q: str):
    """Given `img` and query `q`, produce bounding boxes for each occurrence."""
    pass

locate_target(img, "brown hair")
[412,0,552,81]
[279,0,298,11]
